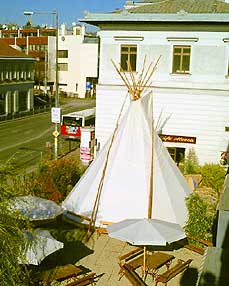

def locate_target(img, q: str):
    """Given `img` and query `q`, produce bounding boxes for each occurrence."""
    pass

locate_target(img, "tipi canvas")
[62,92,192,228]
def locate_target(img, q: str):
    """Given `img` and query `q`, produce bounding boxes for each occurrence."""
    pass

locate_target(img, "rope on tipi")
[87,56,161,238]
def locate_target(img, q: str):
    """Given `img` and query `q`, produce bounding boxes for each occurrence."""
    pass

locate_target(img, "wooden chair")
[95,221,112,235]
[120,263,148,286]
[118,247,144,280]
[184,244,205,255]
[155,259,193,286]
[64,272,96,286]
[119,247,144,264]
[184,234,213,255]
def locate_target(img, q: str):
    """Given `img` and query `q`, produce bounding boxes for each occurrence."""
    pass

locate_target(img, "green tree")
[185,193,216,242]
[200,163,225,204]
[24,21,32,28]
[184,147,200,174]
[0,161,29,286]
[34,60,45,88]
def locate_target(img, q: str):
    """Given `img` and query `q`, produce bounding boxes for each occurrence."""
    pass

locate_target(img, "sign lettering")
[159,134,196,144]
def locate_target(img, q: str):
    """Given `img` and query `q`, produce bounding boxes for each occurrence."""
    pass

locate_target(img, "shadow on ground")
[34,219,94,271]
[180,267,199,286]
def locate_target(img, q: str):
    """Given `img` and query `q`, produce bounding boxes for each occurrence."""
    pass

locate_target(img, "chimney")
[60,23,66,36]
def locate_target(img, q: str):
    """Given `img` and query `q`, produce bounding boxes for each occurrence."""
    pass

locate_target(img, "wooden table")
[145,252,175,278]
[127,251,174,279]
[38,264,82,283]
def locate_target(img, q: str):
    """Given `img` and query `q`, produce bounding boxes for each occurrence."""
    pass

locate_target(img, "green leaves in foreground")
[0,162,30,286]
[0,202,30,286]
[185,193,217,242]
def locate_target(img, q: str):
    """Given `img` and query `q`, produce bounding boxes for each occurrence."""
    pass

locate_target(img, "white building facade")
[57,24,99,98]
[81,0,229,165]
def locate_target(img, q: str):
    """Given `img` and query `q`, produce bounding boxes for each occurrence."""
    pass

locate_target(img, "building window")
[172,46,191,74]
[120,45,137,72]
[0,93,5,114]
[58,50,68,58]
[18,91,27,112]
[58,63,68,71]
[167,147,185,166]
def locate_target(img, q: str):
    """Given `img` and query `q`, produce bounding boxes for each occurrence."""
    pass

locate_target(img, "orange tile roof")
[0,40,33,58]
[27,36,48,44]
[0,37,48,46]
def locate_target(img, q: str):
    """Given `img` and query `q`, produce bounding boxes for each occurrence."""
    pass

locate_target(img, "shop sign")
[159,134,196,144]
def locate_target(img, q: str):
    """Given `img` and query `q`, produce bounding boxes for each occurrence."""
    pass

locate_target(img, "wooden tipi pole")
[87,92,128,238]
[148,114,155,219]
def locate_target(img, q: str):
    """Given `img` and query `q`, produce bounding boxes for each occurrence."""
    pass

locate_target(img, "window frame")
[58,63,68,71]
[172,45,191,74]
[120,45,137,72]
[57,50,68,58]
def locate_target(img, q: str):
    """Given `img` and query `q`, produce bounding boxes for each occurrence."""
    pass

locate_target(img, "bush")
[200,163,226,203]
[185,193,217,242]
[31,157,86,203]
[0,162,30,286]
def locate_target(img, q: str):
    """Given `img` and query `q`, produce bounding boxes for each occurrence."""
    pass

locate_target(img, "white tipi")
[62,59,192,229]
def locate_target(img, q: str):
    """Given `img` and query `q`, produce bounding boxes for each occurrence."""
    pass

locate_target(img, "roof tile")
[128,0,229,13]
[0,40,31,58]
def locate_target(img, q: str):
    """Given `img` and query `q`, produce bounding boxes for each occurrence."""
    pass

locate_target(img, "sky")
[0,0,126,29]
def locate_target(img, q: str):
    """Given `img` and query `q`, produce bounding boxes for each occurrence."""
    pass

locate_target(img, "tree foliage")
[19,157,86,203]
[200,163,226,203]
[184,159,225,243]
[185,193,217,242]
[184,147,201,175]
[0,156,86,285]
[0,162,29,286]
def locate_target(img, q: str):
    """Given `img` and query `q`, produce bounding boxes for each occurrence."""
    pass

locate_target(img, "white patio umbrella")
[107,218,186,245]
[20,229,64,265]
[107,218,186,275]
[11,195,64,222]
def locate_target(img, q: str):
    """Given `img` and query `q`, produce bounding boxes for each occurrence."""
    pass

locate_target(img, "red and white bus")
[60,107,95,139]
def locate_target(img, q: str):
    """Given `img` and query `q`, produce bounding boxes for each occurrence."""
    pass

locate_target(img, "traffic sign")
[53,130,59,137]
[51,107,61,123]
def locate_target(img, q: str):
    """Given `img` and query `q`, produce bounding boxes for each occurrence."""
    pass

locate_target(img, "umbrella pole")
[143,246,146,280]
[145,101,154,280]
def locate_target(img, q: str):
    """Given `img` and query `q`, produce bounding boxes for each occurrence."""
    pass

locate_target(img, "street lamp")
[24,10,60,160]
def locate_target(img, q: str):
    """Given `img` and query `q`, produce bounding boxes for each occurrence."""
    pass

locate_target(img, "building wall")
[0,58,35,118]
[47,36,56,87]
[57,27,98,98]
[95,26,229,165]
[0,26,98,99]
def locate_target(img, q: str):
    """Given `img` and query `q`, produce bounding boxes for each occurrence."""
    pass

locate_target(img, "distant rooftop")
[0,40,33,59]
[80,0,229,26]
[125,0,229,14]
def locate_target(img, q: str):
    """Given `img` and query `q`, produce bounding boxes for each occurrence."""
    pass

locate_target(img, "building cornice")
[80,12,229,25]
